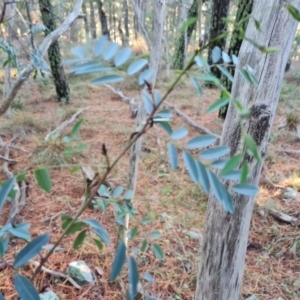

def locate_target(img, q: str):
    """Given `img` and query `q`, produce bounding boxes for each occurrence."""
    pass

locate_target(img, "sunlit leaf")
[199,146,230,160]
[34,168,51,193]
[152,244,164,260]
[180,17,197,32]
[232,54,239,65]
[170,127,188,140]
[143,272,155,283]
[71,45,89,59]
[232,183,259,196]
[103,42,119,61]
[141,90,154,114]
[186,135,217,149]
[14,274,40,300]
[155,109,172,119]
[128,256,139,299]
[222,51,231,63]
[91,75,123,85]
[124,190,134,200]
[127,59,148,75]
[168,143,178,170]
[110,241,126,281]
[153,90,161,106]
[114,48,132,66]
[113,186,124,198]
[14,234,50,268]
[75,66,111,75]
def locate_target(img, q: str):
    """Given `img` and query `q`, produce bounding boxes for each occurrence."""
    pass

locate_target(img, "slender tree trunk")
[96,0,110,38]
[82,0,90,41]
[195,1,300,299]
[219,0,254,119]
[207,0,230,79]
[39,0,70,103]
[172,0,198,70]
[89,0,97,39]
[124,0,129,38]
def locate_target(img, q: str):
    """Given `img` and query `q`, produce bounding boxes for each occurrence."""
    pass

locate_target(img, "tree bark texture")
[172,0,198,70]
[207,0,230,80]
[195,1,300,299]
[219,0,254,119]
[89,0,97,39]
[96,0,110,39]
[39,0,70,103]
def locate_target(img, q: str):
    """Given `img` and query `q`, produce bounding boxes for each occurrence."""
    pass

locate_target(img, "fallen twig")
[276,148,300,155]
[45,107,89,142]
[269,208,299,225]
[104,84,134,104]
[0,155,18,163]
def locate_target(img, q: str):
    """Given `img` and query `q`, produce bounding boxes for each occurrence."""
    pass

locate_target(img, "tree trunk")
[172,0,198,70]
[218,0,254,119]
[39,0,70,103]
[195,1,300,299]
[89,0,97,39]
[82,0,90,41]
[124,0,129,38]
[96,0,110,39]
[207,0,230,80]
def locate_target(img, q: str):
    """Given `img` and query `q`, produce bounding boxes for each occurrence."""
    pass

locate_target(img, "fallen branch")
[0,155,18,163]
[104,84,134,104]
[0,0,84,117]
[276,148,300,155]
[164,102,221,139]
[45,107,89,142]
[269,208,299,225]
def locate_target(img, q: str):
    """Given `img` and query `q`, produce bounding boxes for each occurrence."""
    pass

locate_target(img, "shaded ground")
[0,68,300,300]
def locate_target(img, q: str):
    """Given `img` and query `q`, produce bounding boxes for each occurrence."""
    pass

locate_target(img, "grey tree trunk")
[195,1,300,299]
[89,0,97,39]
[124,0,129,38]
[39,0,70,103]
[96,0,110,39]
[207,0,230,80]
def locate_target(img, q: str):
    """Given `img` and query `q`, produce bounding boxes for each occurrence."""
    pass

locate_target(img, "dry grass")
[0,68,300,300]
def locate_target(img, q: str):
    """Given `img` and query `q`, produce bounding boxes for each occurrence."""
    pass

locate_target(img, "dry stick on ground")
[268,208,299,225]
[45,107,89,142]
[276,148,300,155]
[0,0,84,117]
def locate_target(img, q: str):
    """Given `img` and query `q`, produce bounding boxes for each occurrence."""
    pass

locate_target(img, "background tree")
[89,0,97,39]
[39,0,70,103]
[96,0,110,39]
[207,0,230,79]
[218,0,254,119]
[195,1,300,299]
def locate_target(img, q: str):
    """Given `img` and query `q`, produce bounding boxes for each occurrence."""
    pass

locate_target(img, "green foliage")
[14,274,40,300]
[34,168,51,193]
[110,241,126,281]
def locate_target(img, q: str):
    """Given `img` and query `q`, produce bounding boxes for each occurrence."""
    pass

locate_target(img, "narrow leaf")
[212,46,221,63]
[14,274,40,300]
[34,168,51,193]
[155,109,172,119]
[127,226,138,239]
[141,217,152,225]
[71,119,84,137]
[0,292,4,300]
[150,231,162,239]
[186,135,217,149]
[128,256,139,299]
[199,146,230,160]
[240,162,249,184]
[73,230,87,249]
[94,35,108,57]
[221,170,241,180]
[153,90,161,106]
[211,159,229,169]
[152,244,164,260]
[180,17,197,32]
[158,122,172,136]
[232,54,239,65]
[142,90,154,114]
[195,161,210,194]
[206,98,230,114]
[168,143,178,170]
[140,239,148,252]
[217,65,234,82]
[170,127,188,140]
[0,177,15,211]
[113,186,124,198]
[191,78,202,96]
[65,222,86,235]
[114,48,132,67]
[84,219,111,246]
[93,239,103,251]
[222,51,231,63]
[221,154,242,175]
[232,184,259,196]
[91,75,123,85]
[103,42,119,61]
[244,134,262,162]
[183,151,198,184]
[127,59,148,75]
[285,4,300,21]
[138,69,154,85]
[14,234,50,268]
[110,241,126,281]
[8,223,31,240]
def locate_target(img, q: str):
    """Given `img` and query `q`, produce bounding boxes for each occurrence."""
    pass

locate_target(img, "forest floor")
[0,63,300,300]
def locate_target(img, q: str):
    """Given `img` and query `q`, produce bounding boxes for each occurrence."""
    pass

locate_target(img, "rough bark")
[39,0,70,103]
[219,0,254,119]
[195,1,300,299]
[0,0,83,117]
[89,0,97,39]
[172,0,198,70]
[96,0,110,39]
[207,0,230,80]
